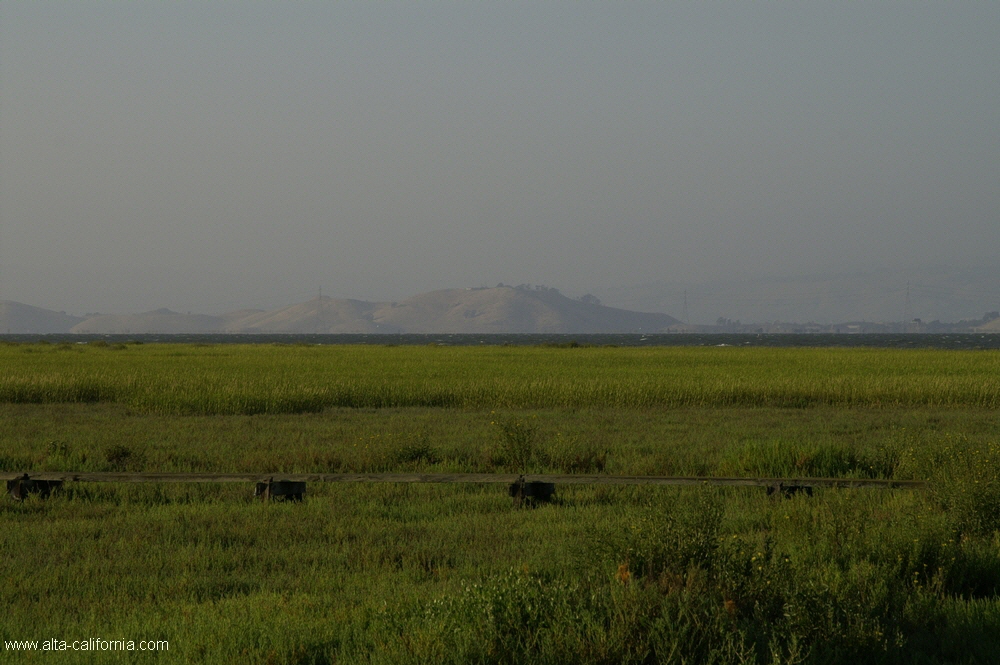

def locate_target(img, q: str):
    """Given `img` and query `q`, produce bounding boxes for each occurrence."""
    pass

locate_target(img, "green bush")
[719,440,899,479]
[927,437,1000,538]
[490,415,538,471]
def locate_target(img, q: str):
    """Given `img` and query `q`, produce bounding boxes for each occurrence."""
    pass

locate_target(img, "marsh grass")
[7,484,998,663]
[7,403,998,480]
[2,344,1000,662]
[1,344,998,414]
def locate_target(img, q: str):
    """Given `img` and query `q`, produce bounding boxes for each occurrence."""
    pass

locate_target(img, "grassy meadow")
[2,341,1000,663]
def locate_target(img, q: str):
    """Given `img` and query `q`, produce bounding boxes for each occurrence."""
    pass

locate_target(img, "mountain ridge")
[1,287,681,334]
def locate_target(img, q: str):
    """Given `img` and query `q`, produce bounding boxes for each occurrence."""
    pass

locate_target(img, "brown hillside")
[70,309,225,334]
[6,288,682,334]
[974,317,1000,333]
[224,297,397,333]
[372,287,679,333]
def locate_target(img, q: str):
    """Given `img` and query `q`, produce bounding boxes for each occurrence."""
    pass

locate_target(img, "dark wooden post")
[254,477,306,502]
[7,474,63,501]
[508,475,555,507]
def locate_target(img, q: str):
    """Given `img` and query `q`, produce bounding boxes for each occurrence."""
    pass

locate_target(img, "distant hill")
[226,287,680,333]
[367,287,679,334]
[226,298,388,333]
[1,287,682,335]
[0,301,83,333]
[974,316,1000,333]
[70,309,229,334]
[6,285,999,335]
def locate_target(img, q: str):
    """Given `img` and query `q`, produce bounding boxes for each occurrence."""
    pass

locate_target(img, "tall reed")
[1,344,997,414]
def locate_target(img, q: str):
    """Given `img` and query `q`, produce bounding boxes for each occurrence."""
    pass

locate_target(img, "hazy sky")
[2,2,997,315]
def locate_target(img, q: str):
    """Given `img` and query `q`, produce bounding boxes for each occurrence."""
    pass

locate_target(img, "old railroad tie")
[4,472,926,502]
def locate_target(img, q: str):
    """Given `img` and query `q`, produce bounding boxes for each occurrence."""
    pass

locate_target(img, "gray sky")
[2,2,998,316]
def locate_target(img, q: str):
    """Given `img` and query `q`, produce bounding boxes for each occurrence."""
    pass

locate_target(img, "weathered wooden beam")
[0,471,927,489]
[0,472,519,483]
[526,475,927,490]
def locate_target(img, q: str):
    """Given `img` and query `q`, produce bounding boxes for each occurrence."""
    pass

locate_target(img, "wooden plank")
[0,471,927,489]
[529,475,927,489]
[0,472,519,483]
[2,473,269,483]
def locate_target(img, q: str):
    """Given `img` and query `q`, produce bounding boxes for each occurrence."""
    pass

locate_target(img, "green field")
[2,343,1000,663]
